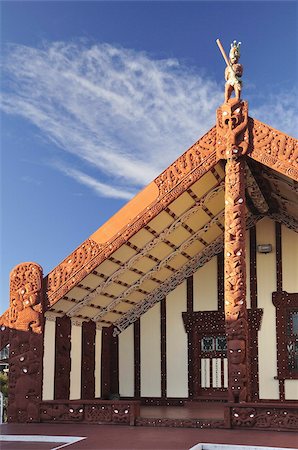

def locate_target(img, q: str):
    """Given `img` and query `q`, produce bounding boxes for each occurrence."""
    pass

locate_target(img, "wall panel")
[95,327,102,398]
[285,380,298,400]
[166,281,188,397]
[140,303,161,397]
[282,225,298,293]
[193,257,217,311]
[119,324,134,397]
[256,218,279,400]
[69,321,82,400]
[42,317,56,400]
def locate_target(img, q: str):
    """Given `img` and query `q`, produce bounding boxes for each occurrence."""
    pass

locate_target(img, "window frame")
[273,291,298,380]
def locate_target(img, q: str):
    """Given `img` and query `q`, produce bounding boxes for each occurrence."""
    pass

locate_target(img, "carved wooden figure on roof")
[216,39,243,103]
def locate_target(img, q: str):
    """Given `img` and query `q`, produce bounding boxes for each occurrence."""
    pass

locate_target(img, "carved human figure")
[225,41,243,103]
[227,339,247,402]
[11,282,41,333]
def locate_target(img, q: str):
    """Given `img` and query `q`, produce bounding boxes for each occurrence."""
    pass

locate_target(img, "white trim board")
[190,444,297,450]
[0,435,86,450]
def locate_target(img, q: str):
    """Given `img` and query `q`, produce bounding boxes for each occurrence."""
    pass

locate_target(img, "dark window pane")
[201,336,214,352]
[216,336,227,352]
[292,312,298,335]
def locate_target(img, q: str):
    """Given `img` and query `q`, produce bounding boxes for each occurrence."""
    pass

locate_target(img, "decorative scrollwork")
[8,262,43,333]
[216,100,249,160]
[249,119,298,181]
[155,128,217,196]
[47,239,101,302]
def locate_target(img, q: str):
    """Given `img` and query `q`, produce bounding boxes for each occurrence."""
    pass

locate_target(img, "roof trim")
[46,126,218,308]
[248,118,298,181]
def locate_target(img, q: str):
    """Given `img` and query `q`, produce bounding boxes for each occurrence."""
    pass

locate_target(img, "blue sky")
[1,1,297,314]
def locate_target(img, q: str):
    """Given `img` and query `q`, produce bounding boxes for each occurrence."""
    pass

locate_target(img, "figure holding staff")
[216,39,243,103]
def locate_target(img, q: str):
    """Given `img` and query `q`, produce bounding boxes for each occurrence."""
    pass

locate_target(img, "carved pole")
[215,40,250,401]
[6,262,44,422]
[224,157,250,402]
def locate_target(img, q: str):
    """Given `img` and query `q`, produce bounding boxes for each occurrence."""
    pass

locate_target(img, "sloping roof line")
[46,126,218,306]
[45,117,297,309]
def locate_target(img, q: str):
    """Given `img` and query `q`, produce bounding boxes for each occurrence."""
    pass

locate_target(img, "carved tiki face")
[228,339,245,364]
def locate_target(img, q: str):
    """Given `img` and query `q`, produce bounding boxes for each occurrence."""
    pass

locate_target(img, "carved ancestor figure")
[225,41,243,103]
[216,39,243,103]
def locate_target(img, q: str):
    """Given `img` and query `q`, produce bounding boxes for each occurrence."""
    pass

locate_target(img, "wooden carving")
[4,262,44,423]
[8,330,43,422]
[9,262,43,333]
[216,99,248,160]
[47,238,101,303]
[81,321,96,399]
[155,127,217,196]
[47,134,219,307]
[224,158,250,402]
[249,119,298,181]
[54,316,71,399]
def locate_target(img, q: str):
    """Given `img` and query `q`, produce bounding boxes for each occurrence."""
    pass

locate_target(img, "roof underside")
[46,117,298,334]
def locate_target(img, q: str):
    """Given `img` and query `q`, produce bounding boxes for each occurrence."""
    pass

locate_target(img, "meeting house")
[1,41,297,432]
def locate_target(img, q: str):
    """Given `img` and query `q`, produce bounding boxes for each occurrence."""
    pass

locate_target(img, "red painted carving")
[155,127,217,196]
[3,262,44,423]
[47,238,101,302]
[8,263,43,333]
[231,405,298,431]
[249,119,298,181]
[47,135,218,308]
[8,329,43,422]
[40,403,84,422]
[273,291,298,380]
[224,158,250,402]
[54,316,71,399]
[40,400,140,426]
[135,417,225,429]
[216,99,248,160]
[81,321,96,399]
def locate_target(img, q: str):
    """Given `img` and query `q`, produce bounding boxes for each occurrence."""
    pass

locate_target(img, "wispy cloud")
[1,41,297,199]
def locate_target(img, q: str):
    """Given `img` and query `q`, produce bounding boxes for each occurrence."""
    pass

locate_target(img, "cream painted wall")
[116,218,298,400]
[282,225,298,293]
[69,320,82,400]
[42,316,56,400]
[285,380,298,400]
[140,303,161,397]
[257,218,279,400]
[166,281,188,397]
[193,257,218,311]
[95,327,102,398]
[119,324,134,397]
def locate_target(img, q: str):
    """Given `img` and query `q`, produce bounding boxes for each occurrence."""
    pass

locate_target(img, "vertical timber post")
[216,96,250,403]
[0,263,45,422]
[224,157,250,402]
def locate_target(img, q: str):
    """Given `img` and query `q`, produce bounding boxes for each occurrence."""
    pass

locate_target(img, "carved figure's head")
[228,339,245,364]
[229,41,241,64]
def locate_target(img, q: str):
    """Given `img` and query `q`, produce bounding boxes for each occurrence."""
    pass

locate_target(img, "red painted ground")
[1,423,298,450]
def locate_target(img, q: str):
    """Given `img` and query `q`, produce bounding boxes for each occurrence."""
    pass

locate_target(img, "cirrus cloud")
[1,41,297,199]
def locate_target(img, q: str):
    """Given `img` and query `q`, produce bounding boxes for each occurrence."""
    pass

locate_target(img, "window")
[201,335,227,354]
[286,310,298,373]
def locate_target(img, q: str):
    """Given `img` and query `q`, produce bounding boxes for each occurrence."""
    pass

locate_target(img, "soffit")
[45,118,298,334]
[48,163,226,328]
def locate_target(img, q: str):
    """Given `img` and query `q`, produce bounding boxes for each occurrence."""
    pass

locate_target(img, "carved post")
[225,158,250,402]
[216,98,250,402]
[6,262,44,422]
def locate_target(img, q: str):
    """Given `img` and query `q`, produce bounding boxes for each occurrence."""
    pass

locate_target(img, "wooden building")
[0,95,297,432]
